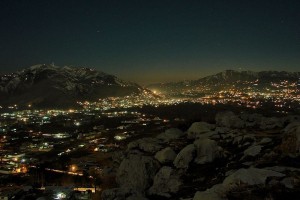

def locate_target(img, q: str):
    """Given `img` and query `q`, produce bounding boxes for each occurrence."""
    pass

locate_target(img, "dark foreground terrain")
[101,111,300,200]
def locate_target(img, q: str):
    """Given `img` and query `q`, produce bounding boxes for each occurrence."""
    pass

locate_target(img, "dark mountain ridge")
[0,64,144,109]
[148,70,300,96]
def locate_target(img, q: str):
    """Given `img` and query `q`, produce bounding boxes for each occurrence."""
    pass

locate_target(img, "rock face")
[116,154,160,192]
[154,147,177,164]
[194,139,222,164]
[148,166,182,197]
[215,111,244,129]
[187,122,216,139]
[173,144,196,169]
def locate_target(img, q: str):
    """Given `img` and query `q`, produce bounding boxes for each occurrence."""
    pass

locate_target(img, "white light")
[55,192,66,199]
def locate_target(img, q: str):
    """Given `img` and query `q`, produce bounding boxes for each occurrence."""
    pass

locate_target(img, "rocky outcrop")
[102,112,300,200]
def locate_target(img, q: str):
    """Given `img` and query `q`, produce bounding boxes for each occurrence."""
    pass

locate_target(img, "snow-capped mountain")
[148,70,300,96]
[0,64,143,108]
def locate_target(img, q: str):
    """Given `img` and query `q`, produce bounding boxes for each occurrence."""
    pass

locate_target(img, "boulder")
[215,127,231,134]
[260,117,284,130]
[233,134,256,145]
[194,168,285,200]
[116,154,160,192]
[112,151,126,164]
[156,128,184,142]
[281,177,295,189]
[222,168,285,191]
[282,115,300,124]
[187,122,216,139]
[283,122,300,135]
[127,138,163,153]
[215,111,244,129]
[173,144,196,169]
[280,122,300,154]
[259,137,272,144]
[101,188,127,200]
[154,147,177,164]
[148,166,182,197]
[195,131,218,140]
[243,145,262,157]
[264,166,300,173]
[193,184,226,200]
[126,194,149,200]
[194,139,222,164]
[193,191,224,200]
[101,188,147,200]
[240,113,263,127]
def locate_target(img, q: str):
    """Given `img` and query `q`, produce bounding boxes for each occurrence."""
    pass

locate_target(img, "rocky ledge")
[102,111,300,200]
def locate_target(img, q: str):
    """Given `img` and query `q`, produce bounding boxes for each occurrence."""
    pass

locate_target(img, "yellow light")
[70,165,77,172]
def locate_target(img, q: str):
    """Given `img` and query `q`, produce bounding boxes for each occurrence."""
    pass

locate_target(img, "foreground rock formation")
[102,111,300,200]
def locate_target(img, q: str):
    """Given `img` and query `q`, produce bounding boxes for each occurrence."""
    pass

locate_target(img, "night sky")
[0,0,299,84]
